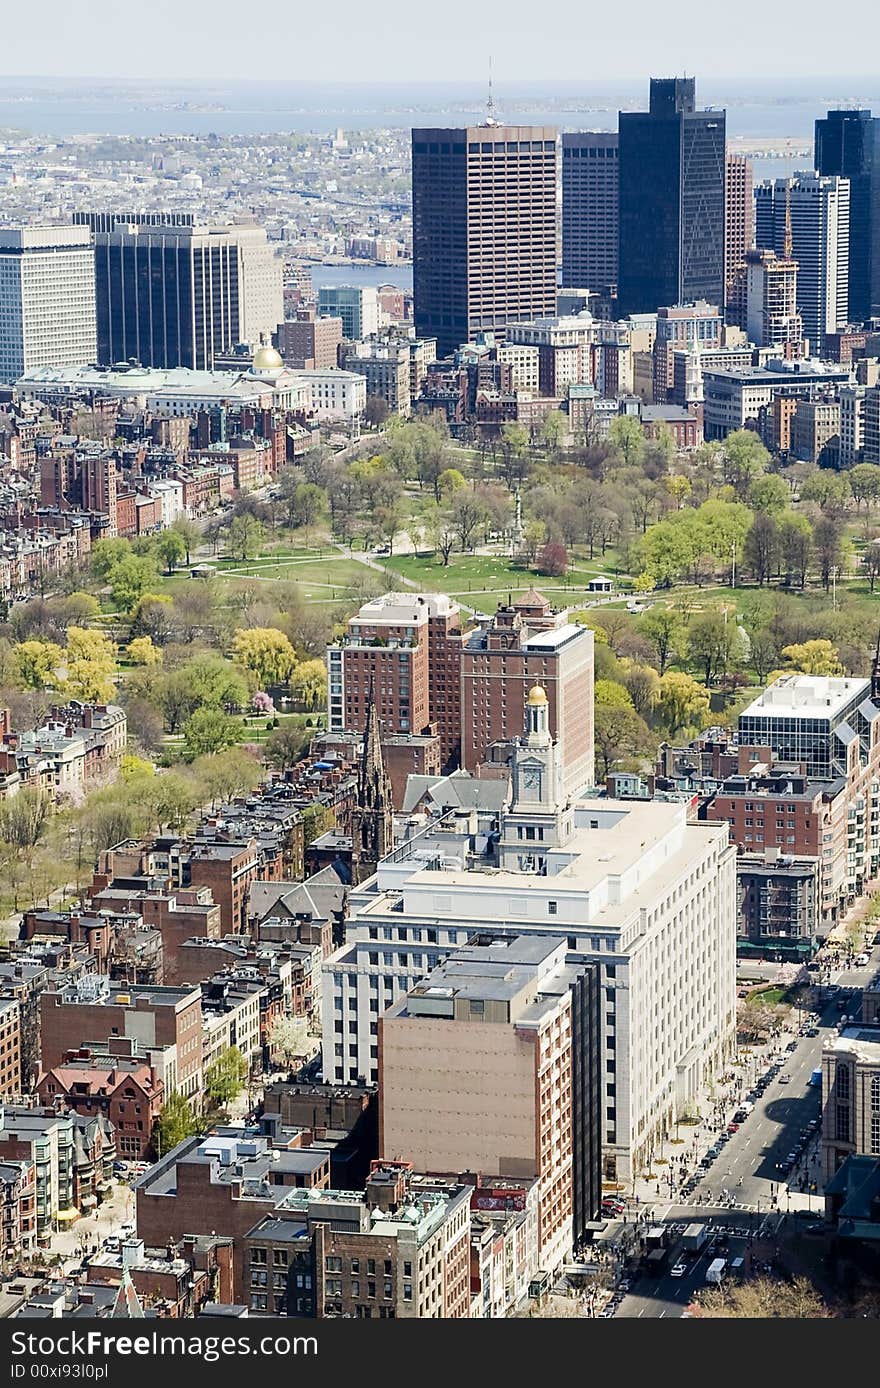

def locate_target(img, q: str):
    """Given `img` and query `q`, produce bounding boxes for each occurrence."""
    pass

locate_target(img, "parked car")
[670,1261,688,1278]
[778,1074,791,1084]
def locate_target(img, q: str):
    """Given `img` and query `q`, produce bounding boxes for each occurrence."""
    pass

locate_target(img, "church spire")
[351,680,394,885]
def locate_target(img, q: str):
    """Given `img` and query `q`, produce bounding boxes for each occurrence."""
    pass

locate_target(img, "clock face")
[522,766,542,793]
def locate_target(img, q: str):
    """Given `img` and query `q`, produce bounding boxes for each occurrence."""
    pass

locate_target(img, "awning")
[55,1208,80,1222]
[80,1194,97,1208]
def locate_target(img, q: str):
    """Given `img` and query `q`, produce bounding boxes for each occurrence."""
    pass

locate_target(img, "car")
[599,1307,615,1318]
[786,1041,798,1052]
[700,1157,713,1169]
[103,1236,120,1252]
[778,1074,791,1084]
[670,1262,688,1278]
[807,1026,819,1037]
[726,1123,740,1134]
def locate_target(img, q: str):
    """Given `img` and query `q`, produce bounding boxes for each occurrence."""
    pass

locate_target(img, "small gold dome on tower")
[527,684,548,706]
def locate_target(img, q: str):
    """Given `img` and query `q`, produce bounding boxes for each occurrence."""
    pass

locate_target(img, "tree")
[594,701,653,778]
[688,610,744,686]
[720,430,769,499]
[451,490,490,552]
[60,627,117,703]
[743,513,779,585]
[363,394,390,428]
[749,473,790,514]
[107,554,160,612]
[0,786,50,868]
[183,706,241,758]
[437,467,467,501]
[126,635,163,667]
[280,480,327,531]
[302,801,334,847]
[537,540,568,577]
[155,1092,200,1156]
[812,515,845,591]
[777,511,812,588]
[231,627,296,689]
[171,516,200,565]
[90,537,131,579]
[654,671,711,738]
[265,722,310,772]
[15,639,64,689]
[269,1015,313,1068]
[864,539,880,593]
[638,607,685,676]
[621,661,661,718]
[155,528,187,574]
[153,773,200,833]
[694,1276,830,1319]
[290,658,327,711]
[608,415,646,469]
[800,469,851,515]
[204,1045,248,1106]
[540,410,567,454]
[781,639,843,676]
[192,747,262,808]
[227,513,264,561]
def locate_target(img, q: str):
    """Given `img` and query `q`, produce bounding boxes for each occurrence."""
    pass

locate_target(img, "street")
[608,939,880,1318]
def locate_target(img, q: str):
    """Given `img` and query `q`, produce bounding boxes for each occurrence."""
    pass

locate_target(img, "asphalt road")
[610,940,880,1319]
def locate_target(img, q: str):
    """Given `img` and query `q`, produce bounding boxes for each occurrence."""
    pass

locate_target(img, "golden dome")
[252,345,283,373]
[527,684,548,706]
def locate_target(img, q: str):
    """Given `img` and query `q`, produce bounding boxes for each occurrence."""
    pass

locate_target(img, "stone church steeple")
[351,682,394,885]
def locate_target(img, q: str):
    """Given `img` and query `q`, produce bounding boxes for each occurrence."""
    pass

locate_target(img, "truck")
[706,1258,727,1285]
[681,1223,709,1253]
[809,1068,822,1088]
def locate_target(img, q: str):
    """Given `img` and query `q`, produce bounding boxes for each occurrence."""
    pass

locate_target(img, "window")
[548,901,558,915]
[325,1256,342,1273]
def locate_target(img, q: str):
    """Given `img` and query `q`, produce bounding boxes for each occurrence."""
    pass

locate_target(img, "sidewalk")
[622,1036,793,1210]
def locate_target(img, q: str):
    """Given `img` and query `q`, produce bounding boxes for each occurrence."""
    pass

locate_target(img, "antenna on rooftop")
[486,56,498,126]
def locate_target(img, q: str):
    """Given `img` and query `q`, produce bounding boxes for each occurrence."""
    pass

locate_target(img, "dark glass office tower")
[618,78,726,317]
[75,213,242,369]
[412,125,558,357]
[561,132,619,292]
[815,109,880,322]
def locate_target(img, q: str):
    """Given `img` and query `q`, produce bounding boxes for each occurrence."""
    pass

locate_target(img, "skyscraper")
[0,227,96,384]
[561,131,619,292]
[618,78,726,317]
[74,213,282,369]
[725,152,754,326]
[755,175,850,355]
[815,108,880,322]
[412,124,557,357]
[745,248,803,355]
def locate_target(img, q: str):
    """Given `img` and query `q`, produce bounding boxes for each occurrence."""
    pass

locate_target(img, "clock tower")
[499,684,573,872]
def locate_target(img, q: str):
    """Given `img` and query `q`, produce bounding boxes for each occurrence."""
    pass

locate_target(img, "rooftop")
[740,674,870,721]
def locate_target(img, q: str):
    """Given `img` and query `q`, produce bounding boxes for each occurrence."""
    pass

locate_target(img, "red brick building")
[460,591,595,795]
[327,592,466,771]
[37,1053,165,1159]
[40,982,204,1104]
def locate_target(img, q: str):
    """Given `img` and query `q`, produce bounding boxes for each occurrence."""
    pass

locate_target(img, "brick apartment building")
[327,592,465,772]
[0,997,21,1099]
[37,1052,165,1159]
[135,1129,331,1300]
[242,1164,472,1317]
[40,978,204,1103]
[460,590,595,795]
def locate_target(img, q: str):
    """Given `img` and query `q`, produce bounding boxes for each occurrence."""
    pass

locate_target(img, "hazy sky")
[1,0,878,82]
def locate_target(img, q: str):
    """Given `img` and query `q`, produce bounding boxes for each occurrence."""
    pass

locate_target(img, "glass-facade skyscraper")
[815,108,880,323]
[617,78,726,318]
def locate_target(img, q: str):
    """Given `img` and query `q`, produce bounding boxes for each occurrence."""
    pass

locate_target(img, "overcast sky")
[1,0,878,82]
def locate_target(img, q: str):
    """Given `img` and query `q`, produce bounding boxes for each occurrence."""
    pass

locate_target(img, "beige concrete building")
[379,935,597,1273]
[821,1025,880,1182]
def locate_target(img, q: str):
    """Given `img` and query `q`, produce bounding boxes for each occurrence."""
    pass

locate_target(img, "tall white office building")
[323,688,737,1181]
[0,226,97,384]
[755,174,850,355]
